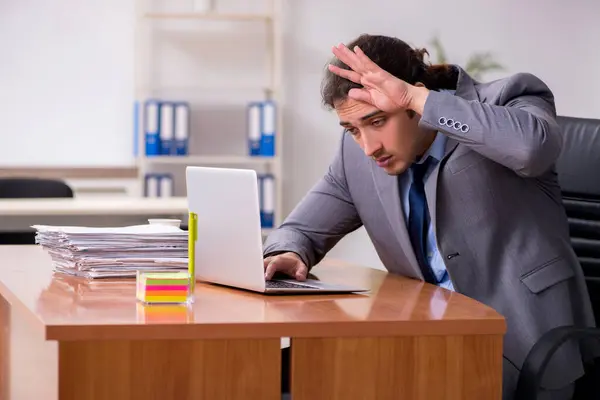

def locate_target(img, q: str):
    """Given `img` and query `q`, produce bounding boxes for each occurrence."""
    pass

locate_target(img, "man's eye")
[345,128,358,136]
[372,118,385,127]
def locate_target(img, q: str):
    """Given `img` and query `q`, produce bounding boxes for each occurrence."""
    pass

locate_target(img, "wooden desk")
[0,246,506,400]
[0,197,188,232]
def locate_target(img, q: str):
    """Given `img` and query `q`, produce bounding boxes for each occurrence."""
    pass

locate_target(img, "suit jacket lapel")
[371,163,423,278]
[424,138,458,231]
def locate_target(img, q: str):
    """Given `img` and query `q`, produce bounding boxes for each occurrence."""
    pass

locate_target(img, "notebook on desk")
[185,166,368,294]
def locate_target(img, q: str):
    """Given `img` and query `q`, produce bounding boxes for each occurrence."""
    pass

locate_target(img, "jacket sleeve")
[262,133,363,269]
[418,73,562,177]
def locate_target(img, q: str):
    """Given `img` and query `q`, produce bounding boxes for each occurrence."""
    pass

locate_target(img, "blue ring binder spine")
[144,99,161,156]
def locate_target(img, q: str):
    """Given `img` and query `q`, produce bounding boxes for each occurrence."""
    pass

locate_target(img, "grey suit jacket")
[263,66,598,390]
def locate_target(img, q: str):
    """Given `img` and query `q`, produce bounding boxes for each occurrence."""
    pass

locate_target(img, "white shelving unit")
[133,0,284,235]
[144,155,275,166]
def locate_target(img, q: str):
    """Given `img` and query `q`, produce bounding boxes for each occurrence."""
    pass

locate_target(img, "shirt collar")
[419,131,447,164]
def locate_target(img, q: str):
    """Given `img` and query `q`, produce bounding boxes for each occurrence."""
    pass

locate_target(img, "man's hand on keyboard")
[263,252,308,281]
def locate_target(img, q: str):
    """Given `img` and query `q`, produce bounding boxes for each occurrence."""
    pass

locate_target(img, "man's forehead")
[335,98,380,124]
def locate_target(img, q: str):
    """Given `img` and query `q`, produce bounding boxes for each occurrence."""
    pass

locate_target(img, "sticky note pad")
[136,271,191,304]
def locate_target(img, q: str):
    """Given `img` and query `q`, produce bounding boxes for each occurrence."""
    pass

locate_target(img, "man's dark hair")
[321,34,458,109]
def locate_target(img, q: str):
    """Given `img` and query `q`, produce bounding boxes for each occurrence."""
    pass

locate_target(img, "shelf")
[136,0,284,227]
[141,155,278,166]
[135,84,277,93]
[144,12,272,22]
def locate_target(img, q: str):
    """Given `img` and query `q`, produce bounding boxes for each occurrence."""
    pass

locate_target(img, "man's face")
[335,98,434,175]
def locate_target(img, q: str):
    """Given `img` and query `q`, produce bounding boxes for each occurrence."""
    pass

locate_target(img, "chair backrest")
[0,178,73,244]
[555,116,600,323]
[556,116,600,199]
[0,177,74,198]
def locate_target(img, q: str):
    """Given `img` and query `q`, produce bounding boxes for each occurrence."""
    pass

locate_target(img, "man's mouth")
[375,155,392,167]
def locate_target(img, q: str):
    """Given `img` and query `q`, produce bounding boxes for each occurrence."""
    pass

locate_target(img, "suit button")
[453,121,462,130]
[461,124,470,133]
[438,117,446,125]
[446,119,454,127]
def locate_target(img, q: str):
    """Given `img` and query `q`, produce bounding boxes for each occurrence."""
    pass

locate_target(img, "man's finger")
[263,256,273,270]
[333,43,363,73]
[353,45,379,72]
[264,260,278,280]
[338,43,365,73]
[328,64,361,84]
[348,88,372,104]
[294,264,308,281]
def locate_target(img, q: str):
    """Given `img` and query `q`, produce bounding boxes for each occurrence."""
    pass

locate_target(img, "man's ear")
[414,81,426,88]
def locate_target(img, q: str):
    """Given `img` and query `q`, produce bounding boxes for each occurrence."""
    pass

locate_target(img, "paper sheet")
[33,224,189,279]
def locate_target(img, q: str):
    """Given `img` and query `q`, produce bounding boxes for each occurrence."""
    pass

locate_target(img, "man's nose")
[362,135,382,158]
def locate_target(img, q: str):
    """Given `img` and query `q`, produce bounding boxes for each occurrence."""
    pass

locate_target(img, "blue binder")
[174,102,190,156]
[247,102,262,156]
[144,100,161,156]
[159,101,175,155]
[260,100,276,157]
[258,173,275,228]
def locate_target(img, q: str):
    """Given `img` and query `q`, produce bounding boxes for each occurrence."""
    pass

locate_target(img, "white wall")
[0,0,135,166]
[280,0,600,269]
[1,0,599,268]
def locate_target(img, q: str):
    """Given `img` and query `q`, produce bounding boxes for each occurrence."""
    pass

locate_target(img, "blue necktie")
[408,158,437,284]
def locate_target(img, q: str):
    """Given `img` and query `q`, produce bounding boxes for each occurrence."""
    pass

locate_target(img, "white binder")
[259,174,275,228]
[159,174,174,197]
[247,102,262,156]
[145,174,160,197]
[174,102,190,156]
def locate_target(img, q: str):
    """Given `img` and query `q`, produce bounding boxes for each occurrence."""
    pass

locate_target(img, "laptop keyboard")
[266,280,322,290]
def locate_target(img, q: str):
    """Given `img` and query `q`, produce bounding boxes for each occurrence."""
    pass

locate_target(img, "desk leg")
[291,335,503,400]
[58,338,281,400]
[0,298,8,400]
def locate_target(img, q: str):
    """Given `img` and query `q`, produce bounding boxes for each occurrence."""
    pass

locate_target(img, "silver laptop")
[185,166,368,294]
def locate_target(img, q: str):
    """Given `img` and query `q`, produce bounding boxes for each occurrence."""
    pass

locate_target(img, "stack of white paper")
[32,224,189,279]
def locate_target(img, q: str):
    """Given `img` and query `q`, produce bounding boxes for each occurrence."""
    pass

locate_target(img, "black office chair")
[0,177,74,244]
[0,177,74,199]
[515,116,600,399]
[558,116,600,325]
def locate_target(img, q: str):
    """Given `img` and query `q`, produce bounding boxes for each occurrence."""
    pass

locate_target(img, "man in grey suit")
[263,34,597,399]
